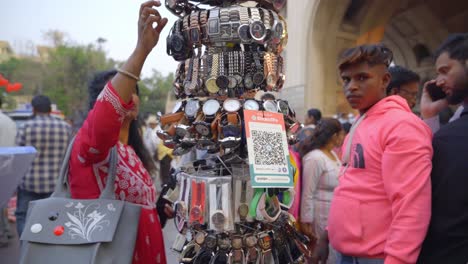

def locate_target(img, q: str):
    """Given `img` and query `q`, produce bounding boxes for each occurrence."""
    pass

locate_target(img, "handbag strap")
[52,136,118,200]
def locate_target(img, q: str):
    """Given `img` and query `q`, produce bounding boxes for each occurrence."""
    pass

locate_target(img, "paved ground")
[0,222,180,264]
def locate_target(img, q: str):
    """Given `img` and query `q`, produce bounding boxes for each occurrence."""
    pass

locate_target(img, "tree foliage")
[0,30,174,119]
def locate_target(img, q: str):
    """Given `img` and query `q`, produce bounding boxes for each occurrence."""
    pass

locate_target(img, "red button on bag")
[54,226,64,236]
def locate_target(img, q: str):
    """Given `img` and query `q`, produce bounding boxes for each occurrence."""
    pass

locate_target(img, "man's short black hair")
[387,65,420,95]
[307,108,322,122]
[31,95,52,113]
[434,33,468,62]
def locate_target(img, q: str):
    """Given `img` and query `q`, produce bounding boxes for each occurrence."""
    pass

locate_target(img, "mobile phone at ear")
[426,83,446,101]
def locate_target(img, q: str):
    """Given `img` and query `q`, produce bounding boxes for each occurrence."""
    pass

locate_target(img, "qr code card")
[244,109,293,188]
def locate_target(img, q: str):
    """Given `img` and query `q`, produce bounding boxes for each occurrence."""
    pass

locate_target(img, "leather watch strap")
[160,111,185,126]
[227,112,239,125]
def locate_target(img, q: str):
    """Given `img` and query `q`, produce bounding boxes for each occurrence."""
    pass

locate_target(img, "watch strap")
[160,111,184,126]
[249,188,264,218]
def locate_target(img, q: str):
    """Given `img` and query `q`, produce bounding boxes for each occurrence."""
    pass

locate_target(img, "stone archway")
[282,0,468,120]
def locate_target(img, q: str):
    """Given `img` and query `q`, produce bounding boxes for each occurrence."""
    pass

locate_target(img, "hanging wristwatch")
[252,52,265,86]
[244,233,260,264]
[189,179,206,226]
[174,176,189,234]
[257,191,281,222]
[262,100,278,112]
[238,7,253,44]
[260,8,272,42]
[167,18,192,61]
[210,182,226,230]
[211,234,231,263]
[237,179,249,221]
[183,58,195,94]
[205,53,220,94]
[227,51,238,90]
[184,99,200,122]
[219,7,232,41]
[249,8,267,43]
[229,7,241,41]
[200,10,209,44]
[221,113,242,137]
[269,10,283,45]
[257,232,275,264]
[194,99,220,137]
[207,8,220,42]
[244,99,260,111]
[276,99,290,116]
[223,98,242,113]
[264,52,278,91]
[243,52,255,90]
[189,11,201,47]
[228,234,245,264]
[216,52,229,90]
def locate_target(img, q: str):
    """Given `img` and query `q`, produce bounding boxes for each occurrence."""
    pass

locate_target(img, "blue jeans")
[337,253,384,264]
[15,188,52,237]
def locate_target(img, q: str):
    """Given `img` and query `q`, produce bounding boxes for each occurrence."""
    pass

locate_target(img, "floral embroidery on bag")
[65,202,110,241]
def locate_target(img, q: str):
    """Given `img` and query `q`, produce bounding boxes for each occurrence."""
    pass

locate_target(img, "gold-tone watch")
[205,53,220,94]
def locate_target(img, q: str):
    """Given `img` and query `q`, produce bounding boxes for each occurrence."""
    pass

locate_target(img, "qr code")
[251,130,286,166]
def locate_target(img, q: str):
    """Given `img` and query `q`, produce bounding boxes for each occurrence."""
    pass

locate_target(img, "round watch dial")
[253,72,265,86]
[172,35,185,52]
[190,206,202,222]
[185,100,199,117]
[223,99,241,112]
[195,123,211,136]
[205,78,220,93]
[238,204,249,219]
[211,211,226,229]
[205,235,217,249]
[263,100,278,112]
[244,99,259,111]
[238,24,253,43]
[172,100,183,113]
[244,235,257,248]
[244,74,254,89]
[273,23,284,42]
[228,76,238,89]
[278,100,289,115]
[216,75,229,89]
[234,74,243,87]
[202,99,220,116]
[195,232,206,245]
[250,21,266,41]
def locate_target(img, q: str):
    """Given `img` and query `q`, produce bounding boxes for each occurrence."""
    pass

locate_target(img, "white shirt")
[0,110,17,147]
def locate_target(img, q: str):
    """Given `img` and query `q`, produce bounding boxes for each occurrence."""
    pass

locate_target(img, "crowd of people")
[0,1,467,264]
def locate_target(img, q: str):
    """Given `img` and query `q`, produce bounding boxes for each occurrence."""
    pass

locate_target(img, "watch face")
[202,99,220,116]
[258,233,272,250]
[277,100,289,115]
[220,24,232,40]
[185,100,199,117]
[253,72,265,86]
[244,234,257,248]
[244,74,254,89]
[263,100,278,112]
[216,75,229,89]
[273,23,284,42]
[174,202,187,232]
[266,73,277,89]
[208,19,220,35]
[195,123,211,136]
[172,35,185,52]
[228,76,238,89]
[232,236,243,250]
[223,99,241,112]
[244,99,259,111]
[205,78,220,93]
[238,24,252,43]
[234,74,243,87]
[211,211,226,229]
[172,100,183,113]
[238,203,249,219]
[190,28,200,44]
[205,235,217,249]
[195,232,206,245]
[190,206,202,223]
[250,21,266,41]
[175,124,190,138]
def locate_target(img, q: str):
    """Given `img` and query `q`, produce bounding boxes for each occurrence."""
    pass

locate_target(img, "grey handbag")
[19,138,141,264]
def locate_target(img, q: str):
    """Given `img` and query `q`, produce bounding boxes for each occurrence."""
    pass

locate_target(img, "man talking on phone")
[418,33,468,263]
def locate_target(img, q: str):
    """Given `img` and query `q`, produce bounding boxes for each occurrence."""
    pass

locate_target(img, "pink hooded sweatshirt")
[328,96,433,264]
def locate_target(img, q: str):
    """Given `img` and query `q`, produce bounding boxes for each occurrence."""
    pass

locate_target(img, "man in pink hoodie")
[313,44,433,264]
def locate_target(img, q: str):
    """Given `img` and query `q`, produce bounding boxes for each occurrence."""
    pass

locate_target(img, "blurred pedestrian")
[299,118,344,264]
[387,65,421,109]
[314,44,433,264]
[0,96,17,246]
[15,95,72,236]
[418,33,468,264]
[67,1,171,263]
[296,108,322,150]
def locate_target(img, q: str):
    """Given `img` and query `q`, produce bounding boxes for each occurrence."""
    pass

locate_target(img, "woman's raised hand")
[136,0,169,56]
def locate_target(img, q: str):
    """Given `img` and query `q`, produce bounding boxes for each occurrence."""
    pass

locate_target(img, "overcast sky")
[1,0,179,77]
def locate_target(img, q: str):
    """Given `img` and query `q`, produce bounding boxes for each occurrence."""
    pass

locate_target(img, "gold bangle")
[117,68,140,81]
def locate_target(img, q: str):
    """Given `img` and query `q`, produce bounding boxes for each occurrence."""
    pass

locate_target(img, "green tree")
[140,69,174,115]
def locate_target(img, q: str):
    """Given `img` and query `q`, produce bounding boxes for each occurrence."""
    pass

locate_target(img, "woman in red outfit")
[68,1,170,263]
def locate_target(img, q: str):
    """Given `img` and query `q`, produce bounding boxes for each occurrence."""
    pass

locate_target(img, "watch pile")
[161,1,310,263]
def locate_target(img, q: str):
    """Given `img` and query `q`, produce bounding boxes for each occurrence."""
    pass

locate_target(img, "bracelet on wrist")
[117,68,141,81]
